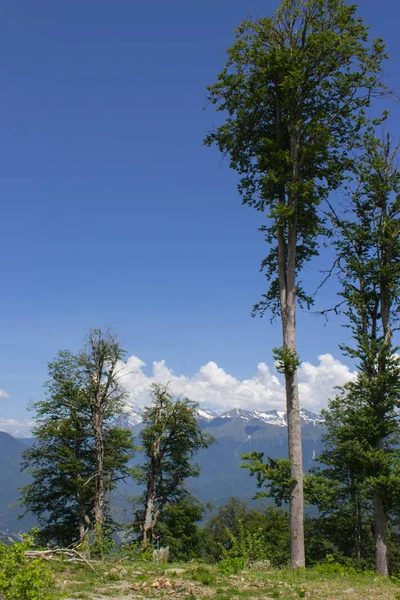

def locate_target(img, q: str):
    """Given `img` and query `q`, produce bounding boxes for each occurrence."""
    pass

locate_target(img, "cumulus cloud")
[298,354,357,412]
[0,354,358,436]
[0,388,9,399]
[117,353,357,414]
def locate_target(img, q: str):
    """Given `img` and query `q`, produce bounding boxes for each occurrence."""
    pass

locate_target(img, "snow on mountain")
[4,405,324,436]
[121,405,218,427]
[299,409,325,426]
[219,408,255,421]
[197,408,218,421]
[254,410,287,427]
[215,407,324,427]
[121,404,143,427]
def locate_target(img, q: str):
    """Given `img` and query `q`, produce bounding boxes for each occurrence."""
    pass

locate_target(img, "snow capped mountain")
[119,404,324,428]
[120,404,143,427]
[299,409,325,426]
[218,407,323,427]
[1,405,324,438]
[197,408,218,422]
[254,410,287,427]
[121,405,219,427]
[220,408,254,421]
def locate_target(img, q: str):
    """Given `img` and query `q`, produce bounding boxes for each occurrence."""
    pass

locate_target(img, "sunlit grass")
[50,559,399,600]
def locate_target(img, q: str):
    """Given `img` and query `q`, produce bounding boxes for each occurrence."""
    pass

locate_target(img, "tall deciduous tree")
[20,351,95,546]
[321,132,400,576]
[79,329,133,542]
[134,383,214,548]
[20,330,136,547]
[205,0,386,567]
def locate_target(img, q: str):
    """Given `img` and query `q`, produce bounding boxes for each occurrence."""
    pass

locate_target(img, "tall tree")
[321,131,400,576]
[205,0,386,567]
[20,351,95,545]
[79,329,133,541]
[20,330,136,547]
[134,383,214,548]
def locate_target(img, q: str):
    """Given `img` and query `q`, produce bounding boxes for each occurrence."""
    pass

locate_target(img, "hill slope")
[0,432,35,532]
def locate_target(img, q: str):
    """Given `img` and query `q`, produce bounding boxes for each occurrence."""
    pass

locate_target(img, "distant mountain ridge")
[1,406,324,438]
[0,406,326,534]
[120,405,324,429]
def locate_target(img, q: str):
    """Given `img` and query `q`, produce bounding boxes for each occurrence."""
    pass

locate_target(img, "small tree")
[20,330,136,547]
[205,0,386,567]
[134,383,214,548]
[153,496,205,561]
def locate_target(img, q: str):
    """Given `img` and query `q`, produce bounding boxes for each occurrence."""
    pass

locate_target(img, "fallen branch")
[116,556,131,564]
[24,549,99,575]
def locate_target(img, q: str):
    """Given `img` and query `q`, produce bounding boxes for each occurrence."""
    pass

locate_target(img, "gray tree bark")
[374,490,388,577]
[93,410,105,531]
[373,236,391,577]
[275,127,306,568]
[277,221,305,568]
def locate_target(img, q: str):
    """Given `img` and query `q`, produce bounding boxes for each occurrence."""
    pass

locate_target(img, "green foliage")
[20,329,136,547]
[319,131,400,575]
[205,0,387,318]
[218,556,247,575]
[133,383,214,547]
[202,497,248,561]
[241,453,294,506]
[273,347,301,376]
[154,497,205,561]
[305,512,374,569]
[313,554,375,577]
[89,524,117,560]
[220,520,269,565]
[203,498,290,568]
[0,537,53,600]
[136,383,215,493]
[189,566,217,585]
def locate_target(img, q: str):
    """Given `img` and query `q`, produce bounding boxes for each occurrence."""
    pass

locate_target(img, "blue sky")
[1,0,399,429]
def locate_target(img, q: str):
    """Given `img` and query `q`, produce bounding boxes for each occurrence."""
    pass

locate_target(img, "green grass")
[49,559,400,600]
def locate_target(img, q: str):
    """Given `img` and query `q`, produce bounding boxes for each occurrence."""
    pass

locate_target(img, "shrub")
[219,556,247,575]
[0,537,53,600]
[189,566,217,585]
[313,554,375,577]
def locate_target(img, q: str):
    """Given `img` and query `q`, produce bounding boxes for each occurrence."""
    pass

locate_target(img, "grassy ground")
[48,559,400,600]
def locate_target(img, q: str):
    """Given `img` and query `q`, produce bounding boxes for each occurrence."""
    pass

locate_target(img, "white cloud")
[0,354,358,437]
[298,354,357,412]
[117,353,357,414]
[0,418,34,437]
[0,388,9,399]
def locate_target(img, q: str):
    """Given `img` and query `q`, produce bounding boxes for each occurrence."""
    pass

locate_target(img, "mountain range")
[0,407,325,533]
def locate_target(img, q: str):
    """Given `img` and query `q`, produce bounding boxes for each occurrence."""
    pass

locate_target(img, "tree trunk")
[286,371,305,567]
[277,220,305,568]
[375,247,390,577]
[76,485,91,543]
[374,490,388,577]
[354,493,362,561]
[142,469,157,548]
[79,523,87,543]
[93,411,105,532]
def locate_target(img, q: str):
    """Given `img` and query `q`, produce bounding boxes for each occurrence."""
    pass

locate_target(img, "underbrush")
[11,549,397,600]
[0,537,54,600]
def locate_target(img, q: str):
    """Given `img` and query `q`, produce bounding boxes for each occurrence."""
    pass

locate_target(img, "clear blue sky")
[1,0,399,422]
